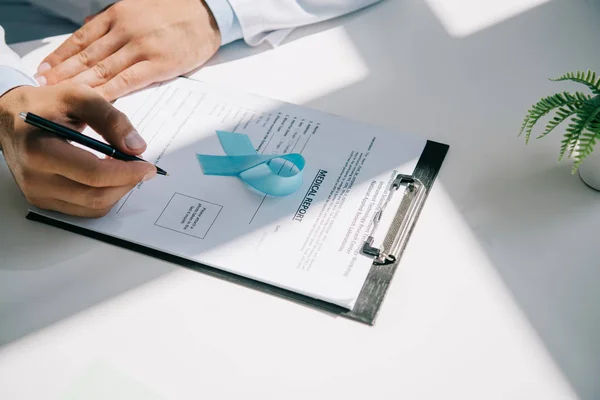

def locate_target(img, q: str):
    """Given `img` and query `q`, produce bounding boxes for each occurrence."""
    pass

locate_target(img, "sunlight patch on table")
[190,27,370,104]
[404,182,577,399]
[423,0,552,37]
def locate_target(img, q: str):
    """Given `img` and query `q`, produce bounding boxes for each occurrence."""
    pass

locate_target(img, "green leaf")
[536,103,580,139]
[586,113,600,133]
[519,91,589,143]
[561,96,600,167]
[573,130,600,173]
[550,70,600,96]
[562,115,587,160]
[559,136,572,161]
[558,97,600,161]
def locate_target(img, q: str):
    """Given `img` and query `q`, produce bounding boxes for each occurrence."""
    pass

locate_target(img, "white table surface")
[1,0,599,399]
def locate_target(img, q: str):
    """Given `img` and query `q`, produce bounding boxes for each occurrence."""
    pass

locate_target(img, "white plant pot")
[578,150,600,191]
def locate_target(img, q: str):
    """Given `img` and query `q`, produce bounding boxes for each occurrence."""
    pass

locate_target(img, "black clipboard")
[26,139,448,326]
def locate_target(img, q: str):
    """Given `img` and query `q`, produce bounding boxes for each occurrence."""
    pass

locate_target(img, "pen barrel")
[22,112,163,174]
[113,152,145,162]
[24,113,138,161]
[25,113,116,155]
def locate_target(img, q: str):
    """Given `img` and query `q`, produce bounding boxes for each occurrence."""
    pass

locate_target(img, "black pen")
[19,112,168,176]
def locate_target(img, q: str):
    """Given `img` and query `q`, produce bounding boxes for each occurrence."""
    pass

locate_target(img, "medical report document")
[29,78,428,309]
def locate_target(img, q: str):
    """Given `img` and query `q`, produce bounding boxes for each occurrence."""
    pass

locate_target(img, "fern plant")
[519,70,600,173]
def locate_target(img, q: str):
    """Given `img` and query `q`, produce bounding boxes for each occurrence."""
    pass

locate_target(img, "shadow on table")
[0,2,399,346]
[305,0,598,399]
[2,1,600,399]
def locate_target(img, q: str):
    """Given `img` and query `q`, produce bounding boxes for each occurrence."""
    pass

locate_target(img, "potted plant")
[520,70,600,190]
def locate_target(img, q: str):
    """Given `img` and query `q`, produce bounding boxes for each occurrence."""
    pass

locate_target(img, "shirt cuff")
[204,0,243,46]
[0,66,38,99]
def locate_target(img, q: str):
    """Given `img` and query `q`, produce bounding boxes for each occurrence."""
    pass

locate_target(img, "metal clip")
[361,174,424,265]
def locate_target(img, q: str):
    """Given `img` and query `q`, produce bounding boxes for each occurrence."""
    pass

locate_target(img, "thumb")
[62,84,146,155]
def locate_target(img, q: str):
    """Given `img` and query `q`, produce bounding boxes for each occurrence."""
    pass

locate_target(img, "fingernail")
[35,75,47,86]
[124,130,146,150]
[143,169,157,182]
[37,62,51,74]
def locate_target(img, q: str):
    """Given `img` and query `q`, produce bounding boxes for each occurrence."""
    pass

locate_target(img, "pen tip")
[19,112,27,120]
[154,165,168,176]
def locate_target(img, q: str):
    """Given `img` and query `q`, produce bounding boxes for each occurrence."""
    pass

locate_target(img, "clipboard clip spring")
[361,174,425,265]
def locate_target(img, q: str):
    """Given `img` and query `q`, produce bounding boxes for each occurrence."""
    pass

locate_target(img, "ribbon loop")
[196,131,305,196]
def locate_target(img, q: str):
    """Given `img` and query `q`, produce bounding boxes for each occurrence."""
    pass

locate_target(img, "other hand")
[35,0,221,101]
[0,83,156,217]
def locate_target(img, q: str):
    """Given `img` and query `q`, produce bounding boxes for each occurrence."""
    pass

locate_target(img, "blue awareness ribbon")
[196,131,306,196]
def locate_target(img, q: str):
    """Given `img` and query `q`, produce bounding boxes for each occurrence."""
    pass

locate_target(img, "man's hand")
[0,83,156,217]
[35,0,221,102]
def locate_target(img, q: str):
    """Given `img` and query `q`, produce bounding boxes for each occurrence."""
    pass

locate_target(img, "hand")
[0,83,157,218]
[35,0,221,101]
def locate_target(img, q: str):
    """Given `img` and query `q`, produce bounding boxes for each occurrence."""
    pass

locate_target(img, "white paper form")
[30,78,427,309]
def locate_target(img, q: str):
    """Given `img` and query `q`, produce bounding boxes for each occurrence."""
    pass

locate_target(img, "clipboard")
[26,139,448,326]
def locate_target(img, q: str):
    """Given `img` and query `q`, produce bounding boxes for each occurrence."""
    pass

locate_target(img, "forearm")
[0,69,30,153]
[227,0,383,46]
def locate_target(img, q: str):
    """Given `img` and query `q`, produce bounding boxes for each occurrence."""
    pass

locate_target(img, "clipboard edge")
[346,139,450,325]
[25,139,449,326]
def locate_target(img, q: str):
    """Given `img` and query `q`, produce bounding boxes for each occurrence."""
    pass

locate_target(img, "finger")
[26,134,156,187]
[29,197,113,218]
[68,43,142,89]
[41,33,127,86]
[37,15,111,78]
[29,173,139,210]
[60,84,148,154]
[95,61,164,102]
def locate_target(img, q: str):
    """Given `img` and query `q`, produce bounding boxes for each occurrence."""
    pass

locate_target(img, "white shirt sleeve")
[22,0,383,48]
[0,25,38,99]
[226,0,384,46]
[204,0,243,46]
